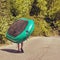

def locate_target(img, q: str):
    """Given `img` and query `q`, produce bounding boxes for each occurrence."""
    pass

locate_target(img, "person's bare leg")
[17,42,24,52]
[21,42,23,49]
[21,42,24,52]
[17,43,20,52]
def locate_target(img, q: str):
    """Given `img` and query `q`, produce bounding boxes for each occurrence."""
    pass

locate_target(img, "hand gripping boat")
[6,18,34,43]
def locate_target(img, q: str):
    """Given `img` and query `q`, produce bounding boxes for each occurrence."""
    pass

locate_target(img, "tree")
[0,0,11,36]
[10,0,33,17]
[45,0,60,30]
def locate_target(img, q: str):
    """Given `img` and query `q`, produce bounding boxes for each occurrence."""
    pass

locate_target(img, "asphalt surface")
[0,37,60,60]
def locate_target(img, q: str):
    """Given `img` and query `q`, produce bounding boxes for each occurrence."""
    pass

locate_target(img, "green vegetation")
[0,0,60,43]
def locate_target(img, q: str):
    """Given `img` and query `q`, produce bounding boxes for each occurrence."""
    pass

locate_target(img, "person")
[17,30,29,53]
[17,42,24,53]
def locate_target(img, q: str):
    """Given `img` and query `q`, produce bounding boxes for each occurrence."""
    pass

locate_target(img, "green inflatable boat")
[6,18,34,43]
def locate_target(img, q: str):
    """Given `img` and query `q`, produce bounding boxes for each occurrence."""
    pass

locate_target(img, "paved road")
[0,37,60,60]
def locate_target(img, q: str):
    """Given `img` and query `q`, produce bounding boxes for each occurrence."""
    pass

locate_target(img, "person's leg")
[17,42,24,52]
[17,43,20,52]
[21,42,24,52]
[21,42,23,49]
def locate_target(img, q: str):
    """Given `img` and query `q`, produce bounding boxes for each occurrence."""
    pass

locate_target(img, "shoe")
[21,48,24,53]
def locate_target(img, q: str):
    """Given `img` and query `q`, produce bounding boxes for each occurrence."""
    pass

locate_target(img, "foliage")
[38,0,47,16]
[46,0,60,20]
[0,0,10,35]
[10,0,33,17]
[32,18,52,36]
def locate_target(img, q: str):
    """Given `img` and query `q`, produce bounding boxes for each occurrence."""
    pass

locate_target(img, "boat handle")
[26,30,29,35]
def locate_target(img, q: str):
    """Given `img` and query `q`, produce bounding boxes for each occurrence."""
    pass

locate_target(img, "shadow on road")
[0,49,24,53]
